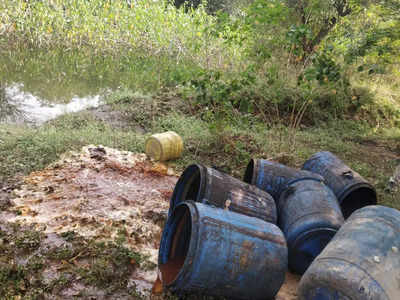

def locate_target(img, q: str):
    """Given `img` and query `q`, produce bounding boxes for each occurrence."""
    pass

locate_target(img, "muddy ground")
[1,146,177,298]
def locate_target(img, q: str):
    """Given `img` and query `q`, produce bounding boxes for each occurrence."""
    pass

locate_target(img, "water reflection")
[0,84,24,123]
[0,47,181,125]
[0,83,102,125]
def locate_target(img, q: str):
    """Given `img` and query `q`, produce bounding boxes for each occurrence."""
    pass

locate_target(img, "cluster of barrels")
[158,151,400,300]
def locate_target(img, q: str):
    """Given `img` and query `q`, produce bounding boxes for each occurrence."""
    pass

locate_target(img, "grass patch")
[0,223,151,298]
[0,115,146,181]
[1,90,399,210]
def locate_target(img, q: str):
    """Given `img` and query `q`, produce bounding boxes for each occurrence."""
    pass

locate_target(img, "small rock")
[0,192,11,209]
[373,256,380,263]
[392,246,398,253]
[88,146,106,161]
[44,186,55,194]
[386,164,400,193]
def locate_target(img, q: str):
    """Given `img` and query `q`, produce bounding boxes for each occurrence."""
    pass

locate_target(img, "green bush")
[0,0,242,66]
[1,0,399,127]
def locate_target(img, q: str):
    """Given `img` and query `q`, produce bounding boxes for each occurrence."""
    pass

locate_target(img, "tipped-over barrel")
[243,159,323,201]
[302,151,377,218]
[279,180,344,274]
[159,201,288,300]
[299,205,400,300]
[169,164,277,223]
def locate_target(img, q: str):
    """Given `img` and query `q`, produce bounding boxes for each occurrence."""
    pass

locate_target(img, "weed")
[45,275,72,293]
[74,240,146,291]
[47,245,76,261]
[0,264,28,296]
[0,120,146,180]
[14,230,42,252]
[26,256,45,273]
[0,0,242,70]
[60,230,76,242]
[0,221,155,298]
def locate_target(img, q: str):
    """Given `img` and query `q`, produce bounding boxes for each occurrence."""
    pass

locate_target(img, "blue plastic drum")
[159,201,288,299]
[302,151,377,218]
[299,205,400,300]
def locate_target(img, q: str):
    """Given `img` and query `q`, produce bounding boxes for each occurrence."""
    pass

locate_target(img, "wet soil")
[276,272,301,300]
[0,178,22,210]
[0,145,179,298]
[0,191,10,210]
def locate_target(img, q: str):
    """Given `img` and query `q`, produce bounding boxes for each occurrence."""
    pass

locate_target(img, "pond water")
[1,83,102,125]
[0,48,130,126]
[0,46,195,125]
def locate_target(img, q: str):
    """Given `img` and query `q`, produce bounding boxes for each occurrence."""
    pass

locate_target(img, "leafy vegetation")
[1,0,399,125]
[0,1,399,297]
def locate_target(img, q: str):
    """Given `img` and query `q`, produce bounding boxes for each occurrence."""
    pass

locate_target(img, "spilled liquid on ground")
[0,145,179,296]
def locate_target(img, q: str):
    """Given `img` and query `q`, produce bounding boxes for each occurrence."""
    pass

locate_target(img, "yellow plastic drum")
[145,131,183,161]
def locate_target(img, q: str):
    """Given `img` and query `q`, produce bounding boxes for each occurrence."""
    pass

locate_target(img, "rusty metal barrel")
[169,164,277,223]
[243,158,323,201]
[299,205,400,300]
[158,201,288,299]
[302,151,377,218]
[278,180,344,274]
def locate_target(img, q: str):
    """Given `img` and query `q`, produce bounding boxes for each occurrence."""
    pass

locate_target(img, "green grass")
[0,223,150,299]
[1,91,398,209]
[0,117,145,181]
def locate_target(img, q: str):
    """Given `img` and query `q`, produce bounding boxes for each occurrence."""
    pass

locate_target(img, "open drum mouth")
[181,166,202,202]
[170,165,203,212]
[340,186,377,219]
[160,205,192,285]
[243,159,255,184]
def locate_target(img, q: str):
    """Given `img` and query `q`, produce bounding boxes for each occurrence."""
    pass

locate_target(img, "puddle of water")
[1,83,102,125]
